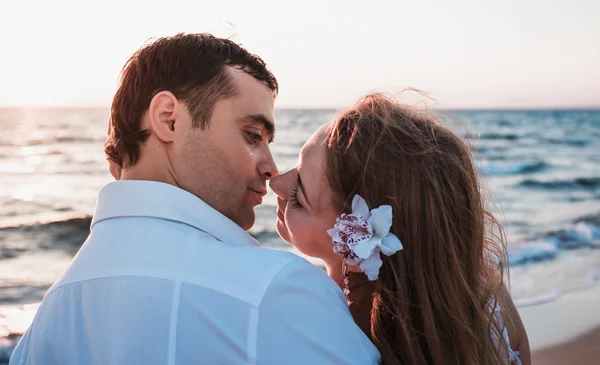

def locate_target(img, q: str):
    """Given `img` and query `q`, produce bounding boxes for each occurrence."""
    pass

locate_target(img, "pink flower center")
[333,242,359,261]
[335,214,373,246]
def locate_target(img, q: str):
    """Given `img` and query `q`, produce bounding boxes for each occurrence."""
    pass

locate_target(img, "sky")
[0,0,598,109]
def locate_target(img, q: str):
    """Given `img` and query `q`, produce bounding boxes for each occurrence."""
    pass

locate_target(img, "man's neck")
[119,161,178,188]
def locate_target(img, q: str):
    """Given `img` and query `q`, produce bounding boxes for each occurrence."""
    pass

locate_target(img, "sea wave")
[0,334,20,364]
[478,160,549,175]
[518,177,600,190]
[544,138,590,147]
[0,216,91,260]
[0,136,102,147]
[465,132,521,140]
[509,221,600,265]
[4,212,600,267]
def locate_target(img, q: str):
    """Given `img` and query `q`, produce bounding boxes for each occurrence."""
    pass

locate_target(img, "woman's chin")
[275,221,291,243]
[275,225,311,255]
[290,242,330,262]
[274,222,330,262]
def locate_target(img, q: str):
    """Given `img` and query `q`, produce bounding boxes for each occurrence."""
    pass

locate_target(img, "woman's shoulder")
[494,285,531,365]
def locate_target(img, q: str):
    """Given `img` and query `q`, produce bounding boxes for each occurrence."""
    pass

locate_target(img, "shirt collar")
[91,180,259,247]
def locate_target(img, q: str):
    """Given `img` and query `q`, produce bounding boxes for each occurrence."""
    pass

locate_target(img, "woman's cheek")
[286,213,318,256]
[285,209,304,240]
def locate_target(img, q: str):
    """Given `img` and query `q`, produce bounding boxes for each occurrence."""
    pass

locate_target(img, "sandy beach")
[519,282,600,365]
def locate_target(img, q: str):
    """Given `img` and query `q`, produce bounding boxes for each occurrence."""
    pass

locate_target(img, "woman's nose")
[269,172,288,199]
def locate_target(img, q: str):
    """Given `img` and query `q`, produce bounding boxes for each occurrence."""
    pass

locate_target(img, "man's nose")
[258,149,279,180]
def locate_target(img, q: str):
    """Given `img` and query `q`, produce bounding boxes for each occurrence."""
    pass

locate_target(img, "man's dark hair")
[105,33,278,167]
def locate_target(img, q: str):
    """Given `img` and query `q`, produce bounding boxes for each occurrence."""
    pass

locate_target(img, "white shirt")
[10,180,379,365]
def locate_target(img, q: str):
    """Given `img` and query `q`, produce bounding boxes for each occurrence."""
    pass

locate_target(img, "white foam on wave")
[509,221,600,265]
[514,276,600,309]
[513,290,560,307]
[509,238,559,266]
[0,303,39,363]
[573,221,600,240]
[510,248,600,307]
[0,303,39,338]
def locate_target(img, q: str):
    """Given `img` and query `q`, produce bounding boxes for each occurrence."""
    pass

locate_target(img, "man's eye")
[245,131,263,144]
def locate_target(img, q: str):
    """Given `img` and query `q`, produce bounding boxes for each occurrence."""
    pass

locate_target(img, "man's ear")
[148,91,185,143]
[108,159,122,180]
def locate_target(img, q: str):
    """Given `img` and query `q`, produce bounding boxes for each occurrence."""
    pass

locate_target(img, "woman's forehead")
[298,129,334,213]
[299,128,326,173]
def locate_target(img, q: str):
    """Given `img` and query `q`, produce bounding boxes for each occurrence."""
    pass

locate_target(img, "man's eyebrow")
[237,114,275,142]
[297,172,311,206]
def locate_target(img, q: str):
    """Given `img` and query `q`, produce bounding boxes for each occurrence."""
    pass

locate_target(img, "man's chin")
[238,210,255,231]
[224,206,255,231]
[238,220,254,231]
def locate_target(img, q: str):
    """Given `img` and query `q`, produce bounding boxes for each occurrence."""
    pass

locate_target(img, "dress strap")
[490,297,522,365]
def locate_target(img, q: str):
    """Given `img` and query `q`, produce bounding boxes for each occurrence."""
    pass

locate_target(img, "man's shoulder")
[176,244,334,307]
[234,246,315,270]
[241,248,345,305]
[226,246,330,288]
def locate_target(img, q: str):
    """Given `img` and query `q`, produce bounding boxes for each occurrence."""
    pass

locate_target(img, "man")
[10,33,379,364]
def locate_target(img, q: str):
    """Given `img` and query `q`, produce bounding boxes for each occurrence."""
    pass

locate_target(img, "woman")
[270,93,530,365]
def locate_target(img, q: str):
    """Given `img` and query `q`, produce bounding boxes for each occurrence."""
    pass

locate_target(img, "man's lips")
[252,188,267,197]
[250,188,266,205]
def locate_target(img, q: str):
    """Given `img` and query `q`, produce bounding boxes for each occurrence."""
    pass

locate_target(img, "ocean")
[1,107,599,360]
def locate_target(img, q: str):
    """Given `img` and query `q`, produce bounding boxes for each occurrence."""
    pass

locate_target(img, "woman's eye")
[290,186,303,210]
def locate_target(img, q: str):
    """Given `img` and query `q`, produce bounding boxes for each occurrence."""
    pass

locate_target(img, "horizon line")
[1,104,599,112]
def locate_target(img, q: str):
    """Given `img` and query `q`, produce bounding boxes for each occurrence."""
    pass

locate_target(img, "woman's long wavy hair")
[325,93,511,365]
